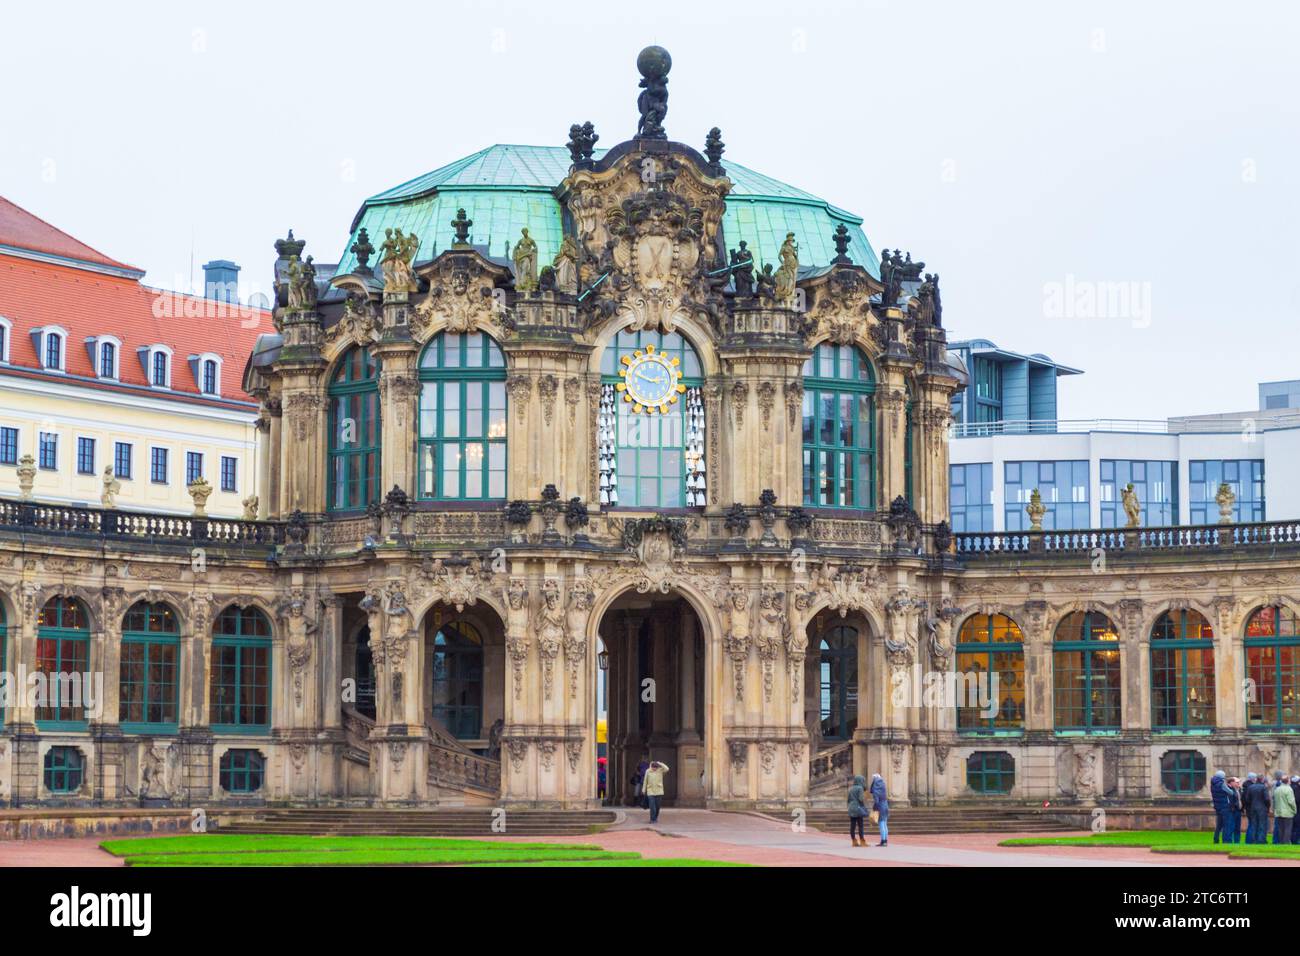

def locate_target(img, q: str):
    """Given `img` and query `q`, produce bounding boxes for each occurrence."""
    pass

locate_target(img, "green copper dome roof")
[336,144,879,280]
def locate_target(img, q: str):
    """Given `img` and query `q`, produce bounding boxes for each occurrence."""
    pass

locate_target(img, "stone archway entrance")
[597,590,706,807]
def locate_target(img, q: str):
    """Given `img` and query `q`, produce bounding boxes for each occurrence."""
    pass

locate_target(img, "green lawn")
[100,833,743,868]
[1001,829,1300,861]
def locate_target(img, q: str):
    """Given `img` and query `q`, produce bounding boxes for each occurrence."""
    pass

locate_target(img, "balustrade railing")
[956,518,1300,557]
[0,497,284,547]
[810,740,854,790]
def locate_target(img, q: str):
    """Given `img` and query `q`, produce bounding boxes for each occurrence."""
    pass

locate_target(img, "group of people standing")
[847,773,890,846]
[1210,769,1300,844]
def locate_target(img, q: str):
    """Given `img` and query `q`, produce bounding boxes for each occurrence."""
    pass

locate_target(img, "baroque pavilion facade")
[2,48,1300,812]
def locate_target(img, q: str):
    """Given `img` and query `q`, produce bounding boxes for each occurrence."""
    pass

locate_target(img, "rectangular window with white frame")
[0,427,17,465]
[114,442,132,480]
[39,432,58,470]
[220,456,237,493]
[76,437,95,475]
[151,447,168,484]
[186,452,203,485]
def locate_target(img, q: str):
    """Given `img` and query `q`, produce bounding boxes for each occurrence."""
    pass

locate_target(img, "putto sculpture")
[635,45,671,139]
[380,227,420,294]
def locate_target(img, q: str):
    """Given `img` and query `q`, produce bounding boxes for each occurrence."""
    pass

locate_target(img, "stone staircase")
[218,808,618,837]
[343,707,502,805]
[790,805,1083,835]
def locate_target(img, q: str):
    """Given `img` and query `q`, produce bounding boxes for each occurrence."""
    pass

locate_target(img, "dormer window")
[0,317,10,363]
[86,335,121,380]
[139,344,173,389]
[190,352,223,396]
[32,326,68,372]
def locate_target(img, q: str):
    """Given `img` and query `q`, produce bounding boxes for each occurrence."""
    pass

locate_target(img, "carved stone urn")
[188,477,213,517]
[1026,488,1046,532]
[1215,481,1236,525]
[16,453,36,501]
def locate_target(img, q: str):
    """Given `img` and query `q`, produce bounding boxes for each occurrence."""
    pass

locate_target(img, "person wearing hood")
[847,775,869,847]
[1226,777,1243,843]
[870,773,889,846]
[1210,770,1231,843]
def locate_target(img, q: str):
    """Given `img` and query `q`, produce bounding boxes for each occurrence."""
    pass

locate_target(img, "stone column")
[1215,597,1246,731]
[675,612,704,805]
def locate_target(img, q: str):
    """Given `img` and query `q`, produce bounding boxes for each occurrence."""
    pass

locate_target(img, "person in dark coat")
[847,774,869,847]
[1291,776,1300,844]
[870,773,889,846]
[1210,770,1231,843]
[1244,773,1270,844]
[1227,777,1244,843]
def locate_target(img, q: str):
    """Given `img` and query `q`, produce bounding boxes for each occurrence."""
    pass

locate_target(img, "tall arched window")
[210,605,271,733]
[819,624,858,741]
[327,346,381,511]
[36,597,89,727]
[955,613,1025,733]
[599,328,704,508]
[120,601,180,732]
[1245,605,1300,730]
[1151,609,1215,731]
[802,342,875,509]
[431,621,484,739]
[1053,610,1122,731]
[418,332,507,500]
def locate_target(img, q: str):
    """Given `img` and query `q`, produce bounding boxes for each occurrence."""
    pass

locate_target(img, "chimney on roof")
[202,260,240,303]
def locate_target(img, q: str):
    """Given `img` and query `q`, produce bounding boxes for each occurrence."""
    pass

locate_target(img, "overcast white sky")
[3,0,1297,419]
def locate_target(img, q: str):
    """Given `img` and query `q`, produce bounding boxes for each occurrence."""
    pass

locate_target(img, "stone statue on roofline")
[1216,481,1236,525]
[101,466,121,510]
[286,255,318,311]
[774,232,799,303]
[513,227,539,293]
[552,235,580,293]
[1026,488,1046,532]
[1121,483,1141,528]
[380,228,420,294]
[729,242,755,297]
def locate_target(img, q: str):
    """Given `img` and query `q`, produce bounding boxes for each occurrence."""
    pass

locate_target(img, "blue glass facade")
[949,463,994,532]
[1099,459,1177,528]
[1189,459,1264,524]
[1004,460,1089,530]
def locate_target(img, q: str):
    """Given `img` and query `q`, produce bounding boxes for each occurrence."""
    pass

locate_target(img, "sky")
[2,0,1297,420]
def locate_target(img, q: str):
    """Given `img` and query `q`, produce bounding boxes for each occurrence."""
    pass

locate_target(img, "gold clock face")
[615,344,686,414]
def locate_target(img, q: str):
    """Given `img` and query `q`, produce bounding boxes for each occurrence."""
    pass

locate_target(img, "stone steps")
[219,809,618,837]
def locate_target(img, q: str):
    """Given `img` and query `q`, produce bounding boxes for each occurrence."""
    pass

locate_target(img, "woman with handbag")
[846,775,869,847]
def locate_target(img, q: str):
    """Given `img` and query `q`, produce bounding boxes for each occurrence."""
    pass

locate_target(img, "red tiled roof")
[0,197,141,274]
[0,252,271,405]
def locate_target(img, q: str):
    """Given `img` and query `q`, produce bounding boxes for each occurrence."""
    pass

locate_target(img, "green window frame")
[418,332,507,500]
[430,621,484,738]
[35,597,90,729]
[1052,611,1122,732]
[1244,604,1300,731]
[955,613,1025,734]
[210,606,272,734]
[120,601,180,734]
[43,746,85,794]
[966,751,1015,794]
[219,749,265,793]
[1159,750,1207,794]
[801,342,876,509]
[818,625,858,741]
[327,346,382,511]
[599,328,703,508]
[1150,609,1216,731]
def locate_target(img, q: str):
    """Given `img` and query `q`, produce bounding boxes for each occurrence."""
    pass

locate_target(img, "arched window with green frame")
[36,597,90,728]
[1151,609,1216,731]
[802,342,876,509]
[955,613,1025,733]
[598,328,705,508]
[120,600,181,733]
[1052,610,1122,732]
[210,605,272,734]
[327,346,381,511]
[417,332,507,500]
[1244,604,1300,730]
[430,620,484,739]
